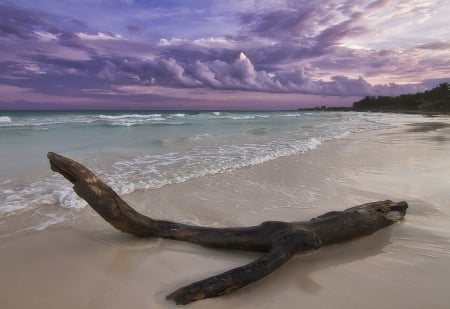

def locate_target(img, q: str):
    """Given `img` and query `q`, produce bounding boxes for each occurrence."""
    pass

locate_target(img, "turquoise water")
[0,110,416,235]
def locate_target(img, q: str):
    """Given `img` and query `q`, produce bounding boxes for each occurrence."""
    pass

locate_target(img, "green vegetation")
[352,83,450,113]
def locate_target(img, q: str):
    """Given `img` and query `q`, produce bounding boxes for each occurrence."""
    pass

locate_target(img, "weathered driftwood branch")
[47,152,408,305]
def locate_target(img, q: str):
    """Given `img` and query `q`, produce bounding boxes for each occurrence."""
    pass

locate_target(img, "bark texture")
[47,152,408,305]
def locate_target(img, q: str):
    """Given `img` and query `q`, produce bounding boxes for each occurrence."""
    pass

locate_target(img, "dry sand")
[1,118,450,308]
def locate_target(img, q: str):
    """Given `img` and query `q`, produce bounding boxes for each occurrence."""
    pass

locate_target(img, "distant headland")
[300,83,449,114]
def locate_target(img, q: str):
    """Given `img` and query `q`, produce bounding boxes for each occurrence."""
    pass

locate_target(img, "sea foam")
[0,110,419,235]
[0,116,12,124]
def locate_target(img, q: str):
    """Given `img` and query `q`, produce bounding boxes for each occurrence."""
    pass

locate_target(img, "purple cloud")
[417,41,450,50]
[239,4,318,41]
[0,3,51,39]
[127,24,142,33]
[92,52,424,96]
[0,1,448,109]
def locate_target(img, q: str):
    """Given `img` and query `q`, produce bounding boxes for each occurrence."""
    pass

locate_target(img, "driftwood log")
[47,152,408,305]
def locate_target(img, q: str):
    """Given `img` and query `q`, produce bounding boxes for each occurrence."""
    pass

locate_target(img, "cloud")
[0,1,448,109]
[0,41,430,100]
[119,57,200,87]
[98,60,118,81]
[67,18,87,28]
[0,3,50,39]
[239,4,318,41]
[417,41,450,50]
[107,52,424,96]
[127,24,142,33]
[191,61,222,88]
[237,1,370,47]
[367,0,393,10]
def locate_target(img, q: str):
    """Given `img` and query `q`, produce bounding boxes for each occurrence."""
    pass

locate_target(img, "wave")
[0,177,86,217]
[1,113,174,128]
[1,112,396,213]
[0,111,300,129]
[104,136,325,196]
[0,116,12,124]
[98,114,163,120]
[0,133,331,220]
[0,116,96,127]
[1,111,416,236]
[208,113,271,120]
[96,114,192,127]
[230,114,271,120]
[105,121,187,127]
[278,113,302,117]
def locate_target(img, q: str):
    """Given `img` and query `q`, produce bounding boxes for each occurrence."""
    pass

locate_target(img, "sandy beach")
[1,118,450,309]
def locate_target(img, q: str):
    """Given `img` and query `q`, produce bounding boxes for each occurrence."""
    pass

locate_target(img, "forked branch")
[47,152,407,305]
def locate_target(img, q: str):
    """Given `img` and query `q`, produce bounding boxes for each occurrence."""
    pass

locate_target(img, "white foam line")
[0,116,12,123]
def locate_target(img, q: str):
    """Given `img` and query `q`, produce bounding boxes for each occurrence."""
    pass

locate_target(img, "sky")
[0,0,449,110]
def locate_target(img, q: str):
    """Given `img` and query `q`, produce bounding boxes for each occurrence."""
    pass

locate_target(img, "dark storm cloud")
[0,54,132,98]
[0,47,427,99]
[127,24,142,33]
[0,3,94,55]
[237,1,366,46]
[67,18,87,28]
[89,53,423,96]
[239,4,319,41]
[0,3,50,39]
[0,1,448,109]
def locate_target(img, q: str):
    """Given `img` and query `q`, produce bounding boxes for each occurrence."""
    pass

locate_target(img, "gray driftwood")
[47,152,408,305]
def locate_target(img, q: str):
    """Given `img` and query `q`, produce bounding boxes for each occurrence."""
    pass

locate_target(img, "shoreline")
[1,119,450,308]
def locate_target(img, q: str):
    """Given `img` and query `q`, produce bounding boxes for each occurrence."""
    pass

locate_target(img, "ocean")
[0,110,420,237]
[3,110,450,309]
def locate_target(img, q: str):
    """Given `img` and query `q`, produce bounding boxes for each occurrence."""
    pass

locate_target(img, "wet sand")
[1,118,450,308]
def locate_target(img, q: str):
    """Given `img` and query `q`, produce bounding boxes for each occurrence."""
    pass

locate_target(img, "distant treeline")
[352,83,450,113]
